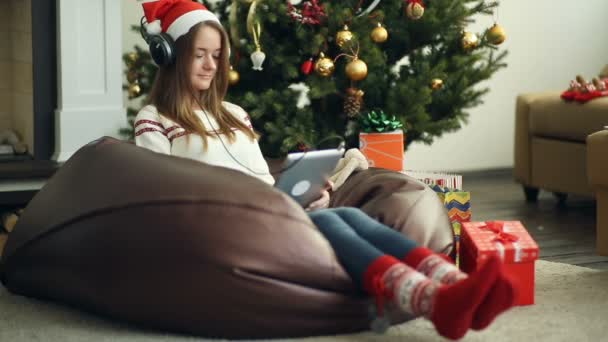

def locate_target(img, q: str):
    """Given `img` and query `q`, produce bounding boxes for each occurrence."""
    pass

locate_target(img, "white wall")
[122,1,608,171]
[405,0,608,171]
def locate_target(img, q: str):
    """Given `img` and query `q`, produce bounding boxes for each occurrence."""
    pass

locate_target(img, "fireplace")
[0,0,126,206]
[0,0,56,175]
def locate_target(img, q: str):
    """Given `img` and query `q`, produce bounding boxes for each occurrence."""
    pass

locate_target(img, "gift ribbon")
[480,221,523,262]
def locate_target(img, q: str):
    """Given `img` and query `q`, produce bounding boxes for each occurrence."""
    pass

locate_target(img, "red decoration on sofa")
[561,75,608,103]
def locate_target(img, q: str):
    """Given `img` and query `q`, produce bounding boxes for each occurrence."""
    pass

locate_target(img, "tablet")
[275,148,344,207]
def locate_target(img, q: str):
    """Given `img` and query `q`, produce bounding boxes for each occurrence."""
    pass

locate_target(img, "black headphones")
[140,16,175,67]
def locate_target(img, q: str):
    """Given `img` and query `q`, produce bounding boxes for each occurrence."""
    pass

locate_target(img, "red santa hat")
[141,0,221,41]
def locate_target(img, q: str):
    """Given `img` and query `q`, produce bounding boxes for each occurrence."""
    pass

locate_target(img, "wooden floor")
[463,168,608,270]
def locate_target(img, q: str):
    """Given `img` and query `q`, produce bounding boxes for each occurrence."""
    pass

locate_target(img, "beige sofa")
[514,92,608,202]
[587,130,608,255]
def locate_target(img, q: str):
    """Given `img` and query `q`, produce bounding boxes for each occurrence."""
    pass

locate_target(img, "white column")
[53,0,126,162]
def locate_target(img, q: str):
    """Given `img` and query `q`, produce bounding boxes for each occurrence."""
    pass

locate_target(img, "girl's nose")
[203,55,216,70]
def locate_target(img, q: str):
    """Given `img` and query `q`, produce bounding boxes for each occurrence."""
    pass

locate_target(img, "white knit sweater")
[134,102,275,186]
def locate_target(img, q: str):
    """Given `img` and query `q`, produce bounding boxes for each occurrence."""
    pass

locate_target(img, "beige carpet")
[1,260,606,342]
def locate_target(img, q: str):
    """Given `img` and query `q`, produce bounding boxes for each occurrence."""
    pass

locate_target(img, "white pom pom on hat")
[145,20,162,35]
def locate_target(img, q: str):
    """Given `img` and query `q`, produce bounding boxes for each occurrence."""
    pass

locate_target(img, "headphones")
[140,16,175,67]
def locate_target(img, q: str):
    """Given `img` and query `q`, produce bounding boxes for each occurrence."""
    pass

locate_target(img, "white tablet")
[275,148,344,207]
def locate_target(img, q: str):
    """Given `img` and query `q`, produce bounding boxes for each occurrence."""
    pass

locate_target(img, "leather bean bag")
[0,137,453,339]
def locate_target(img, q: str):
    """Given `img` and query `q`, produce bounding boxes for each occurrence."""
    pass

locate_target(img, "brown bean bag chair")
[0,137,453,339]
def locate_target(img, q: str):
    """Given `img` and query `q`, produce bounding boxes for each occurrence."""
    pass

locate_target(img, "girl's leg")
[326,207,418,257]
[308,209,387,288]
[309,210,515,339]
[327,207,516,332]
[329,207,465,284]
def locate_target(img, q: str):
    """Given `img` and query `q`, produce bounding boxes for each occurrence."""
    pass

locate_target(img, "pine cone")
[344,87,365,118]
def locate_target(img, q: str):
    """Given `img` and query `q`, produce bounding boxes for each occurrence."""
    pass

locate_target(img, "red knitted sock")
[402,247,467,284]
[471,268,517,330]
[362,255,404,320]
[427,255,501,339]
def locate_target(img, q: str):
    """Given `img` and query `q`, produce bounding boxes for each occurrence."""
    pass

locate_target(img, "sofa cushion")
[529,94,608,142]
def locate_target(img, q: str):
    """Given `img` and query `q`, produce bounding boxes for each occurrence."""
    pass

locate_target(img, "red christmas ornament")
[301,57,314,75]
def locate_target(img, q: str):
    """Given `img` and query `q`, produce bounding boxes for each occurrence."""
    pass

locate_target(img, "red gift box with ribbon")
[459,221,539,306]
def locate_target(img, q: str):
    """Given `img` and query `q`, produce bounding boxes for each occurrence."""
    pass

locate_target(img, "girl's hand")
[305,180,334,211]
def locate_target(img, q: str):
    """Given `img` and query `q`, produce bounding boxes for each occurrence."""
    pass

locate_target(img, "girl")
[134,1,516,340]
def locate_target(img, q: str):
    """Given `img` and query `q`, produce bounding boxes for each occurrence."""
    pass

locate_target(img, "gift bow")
[480,221,523,262]
[480,221,520,243]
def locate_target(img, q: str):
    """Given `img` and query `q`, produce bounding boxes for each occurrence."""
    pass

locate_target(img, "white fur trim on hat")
[166,9,221,41]
[146,19,162,35]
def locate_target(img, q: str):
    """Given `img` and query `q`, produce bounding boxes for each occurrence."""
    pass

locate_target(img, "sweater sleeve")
[133,105,171,155]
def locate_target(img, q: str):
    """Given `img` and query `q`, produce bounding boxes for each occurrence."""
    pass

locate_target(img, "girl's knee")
[308,210,341,226]
[333,207,367,219]
[308,210,357,235]
[332,206,360,214]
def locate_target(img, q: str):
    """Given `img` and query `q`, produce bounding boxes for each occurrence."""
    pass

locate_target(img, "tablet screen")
[275,148,343,207]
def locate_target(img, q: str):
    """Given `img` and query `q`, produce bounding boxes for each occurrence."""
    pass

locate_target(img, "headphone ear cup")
[148,33,175,66]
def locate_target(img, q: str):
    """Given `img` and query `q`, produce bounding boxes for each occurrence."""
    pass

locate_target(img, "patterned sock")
[402,247,467,285]
[362,254,406,326]
[404,248,517,331]
[471,267,517,330]
[391,254,501,340]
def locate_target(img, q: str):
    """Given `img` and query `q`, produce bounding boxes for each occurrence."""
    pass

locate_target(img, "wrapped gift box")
[402,170,463,189]
[431,185,471,265]
[460,221,539,306]
[359,130,404,171]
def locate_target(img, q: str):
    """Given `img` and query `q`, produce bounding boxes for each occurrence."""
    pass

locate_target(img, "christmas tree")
[124,0,507,158]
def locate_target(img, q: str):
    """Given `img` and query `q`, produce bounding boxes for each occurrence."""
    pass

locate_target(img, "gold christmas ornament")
[406,2,425,20]
[228,66,240,85]
[345,58,368,81]
[371,22,388,43]
[126,52,139,68]
[336,25,354,48]
[461,31,479,51]
[487,23,507,45]
[128,82,141,99]
[314,52,335,77]
[430,78,444,90]
[127,52,139,63]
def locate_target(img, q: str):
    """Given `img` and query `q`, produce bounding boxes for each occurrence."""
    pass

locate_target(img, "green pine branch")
[122,0,508,157]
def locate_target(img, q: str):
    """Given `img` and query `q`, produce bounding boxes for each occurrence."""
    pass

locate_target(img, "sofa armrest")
[587,129,608,188]
[513,91,561,184]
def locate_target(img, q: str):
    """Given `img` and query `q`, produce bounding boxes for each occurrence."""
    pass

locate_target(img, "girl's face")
[190,25,222,92]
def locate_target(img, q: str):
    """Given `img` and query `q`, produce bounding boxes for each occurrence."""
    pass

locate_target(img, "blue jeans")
[308,207,417,290]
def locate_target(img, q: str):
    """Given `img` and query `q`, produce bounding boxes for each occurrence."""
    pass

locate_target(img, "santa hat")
[141,0,221,41]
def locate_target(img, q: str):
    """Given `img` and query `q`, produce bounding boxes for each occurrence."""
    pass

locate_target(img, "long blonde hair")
[147,21,257,147]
